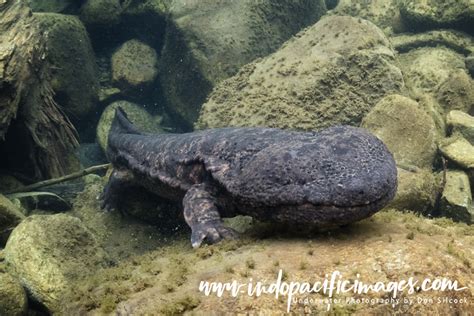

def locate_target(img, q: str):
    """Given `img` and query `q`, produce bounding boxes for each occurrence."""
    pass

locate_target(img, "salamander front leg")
[183,184,238,248]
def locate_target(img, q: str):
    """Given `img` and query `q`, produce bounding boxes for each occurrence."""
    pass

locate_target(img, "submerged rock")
[0,271,28,316]
[398,46,469,132]
[0,194,25,246]
[36,13,99,119]
[197,16,403,130]
[440,170,473,223]
[447,110,474,144]
[362,94,437,169]
[388,168,438,214]
[437,70,474,114]
[111,39,159,92]
[161,0,328,125]
[400,0,473,33]
[439,136,474,169]
[96,101,164,152]
[4,214,109,313]
[80,0,122,28]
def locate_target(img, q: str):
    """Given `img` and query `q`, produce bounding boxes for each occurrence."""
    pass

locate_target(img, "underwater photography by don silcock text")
[0,0,472,315]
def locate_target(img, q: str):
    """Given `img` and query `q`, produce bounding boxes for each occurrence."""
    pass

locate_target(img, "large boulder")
[197,16,403,130]
[400,0,473,34]
[4,214,109,313]
[397,46,469,132]
[361,94,437,169]
[36,13,99,119]
[96,101,164,152]
[111,39,159,92]
[161,0,328,125]
[0,194,25,246]
[0,271,28,316]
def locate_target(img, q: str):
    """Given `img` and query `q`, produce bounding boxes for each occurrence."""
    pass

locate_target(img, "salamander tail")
[110,107,142,135]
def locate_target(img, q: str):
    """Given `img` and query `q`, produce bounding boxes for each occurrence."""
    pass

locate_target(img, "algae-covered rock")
[331,0,405,33]
[440,170,473,223]
[400,0,473,33]
[439,136,474,169]
[97,101,164,152]
[111,39,158,92]
[388,168,438,214]
[447,110,474,144]
[161,0,328,125]
[4,214,109,313]
[362,94,437,168]
[437,70,474,114]
[0,194,25,244]
[197,16,403,130]
[0,272,28,316]
[36,13,99,119]
[398,46,468,132]
[80,0,122,27]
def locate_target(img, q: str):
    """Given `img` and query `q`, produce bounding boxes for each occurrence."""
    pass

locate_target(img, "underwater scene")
[0,0,473,314]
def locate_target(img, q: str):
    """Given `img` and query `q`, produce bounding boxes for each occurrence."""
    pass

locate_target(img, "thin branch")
[4,163,111,195]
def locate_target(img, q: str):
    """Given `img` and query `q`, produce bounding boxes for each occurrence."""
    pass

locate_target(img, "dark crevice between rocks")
[0,119,40,181]
[85,8,167,56]
[400,10,474,37]
[393,36,473,56]
[158,19,214,131]
[27,295,51,316]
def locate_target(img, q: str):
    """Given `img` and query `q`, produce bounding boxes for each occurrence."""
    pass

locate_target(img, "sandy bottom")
[64,180,473,315]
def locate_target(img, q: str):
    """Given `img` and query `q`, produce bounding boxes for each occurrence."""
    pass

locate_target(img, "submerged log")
[0,0,79,180]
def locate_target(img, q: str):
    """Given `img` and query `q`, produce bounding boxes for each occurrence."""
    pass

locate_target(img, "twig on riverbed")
[4,163,111,195]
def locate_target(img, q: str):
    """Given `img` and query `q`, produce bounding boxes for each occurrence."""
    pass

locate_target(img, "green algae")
[159,295,200,315]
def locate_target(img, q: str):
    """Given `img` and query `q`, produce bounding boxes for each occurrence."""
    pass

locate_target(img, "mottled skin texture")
[101,108,397,247]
